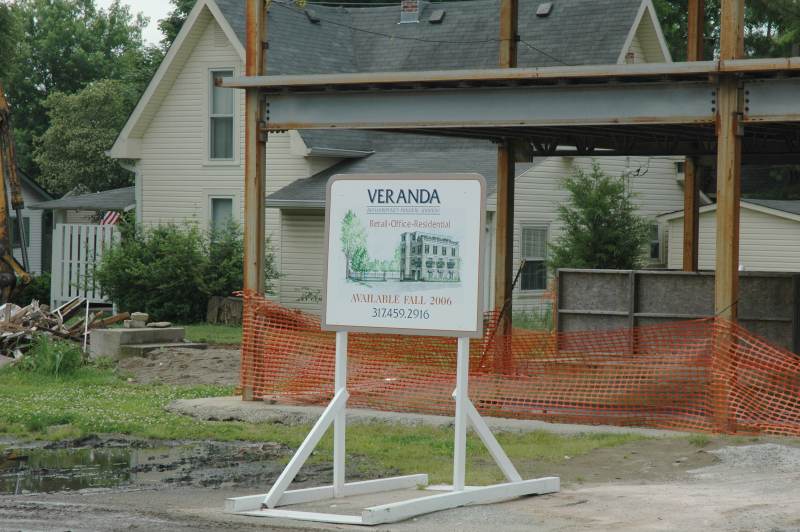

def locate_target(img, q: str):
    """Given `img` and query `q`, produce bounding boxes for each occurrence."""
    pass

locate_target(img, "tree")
[34,79,140,195]
[653,0,800,61]
[158,0,197,50]
[0,5,20,79]
[3,0,161,178]
[548,164,651,272]
[340,210,368,278]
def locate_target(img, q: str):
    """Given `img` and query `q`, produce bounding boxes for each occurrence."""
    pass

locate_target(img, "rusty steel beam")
[223,59,800,93]
[244,0,267,295]
[683,0,704,272]
[493,0,518,374]
[242,0,267,402]
[712,0,745,434]
[688,0,705,62]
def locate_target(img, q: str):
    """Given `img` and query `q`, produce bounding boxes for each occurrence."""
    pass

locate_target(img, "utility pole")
[683,0,704,272]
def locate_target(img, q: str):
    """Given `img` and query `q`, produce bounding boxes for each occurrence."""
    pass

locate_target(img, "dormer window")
[210,69,234,160]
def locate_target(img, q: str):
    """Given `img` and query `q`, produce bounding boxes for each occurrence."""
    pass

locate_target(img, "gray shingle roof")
[214,0,645,204]
[29,187,135,211]
[744,199,800,216]
[267,132,536,207]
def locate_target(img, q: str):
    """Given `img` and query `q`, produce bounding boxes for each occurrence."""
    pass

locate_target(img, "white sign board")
[322,174,486,337]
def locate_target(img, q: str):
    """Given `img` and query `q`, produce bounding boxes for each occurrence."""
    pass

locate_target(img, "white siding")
[135,13,339,298]
[667,206,800,272]
[279,211,325,313]
[506,156,683,311]
[11,180,49,275]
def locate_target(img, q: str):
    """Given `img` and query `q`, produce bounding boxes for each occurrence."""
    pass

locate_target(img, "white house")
[109,0,686,314]
[11,173,52,275]
[661,199,800,272]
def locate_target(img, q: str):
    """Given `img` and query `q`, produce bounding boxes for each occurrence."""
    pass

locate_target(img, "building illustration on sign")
[340,210,461,283]
[400,232,461,282]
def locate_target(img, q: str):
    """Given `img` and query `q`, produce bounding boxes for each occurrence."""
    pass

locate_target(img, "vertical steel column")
[242,0,267,401]
[244,0,267,295]
[682,158,701,272]
[712,0,744,434]
[683,0,704,272]
[494,0,518,374]
[715,0,744,320]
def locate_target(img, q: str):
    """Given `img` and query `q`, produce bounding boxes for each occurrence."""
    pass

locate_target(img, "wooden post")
[683,0,704,272]
[682,158,701,272]
[715,0,744,320]
[242,0,267,401]
[494,0,518,374]
[687,0,705,62]
[712,0,744,433]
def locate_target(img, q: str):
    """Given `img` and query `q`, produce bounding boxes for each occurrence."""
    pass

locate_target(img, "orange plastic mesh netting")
[239,291,800,437]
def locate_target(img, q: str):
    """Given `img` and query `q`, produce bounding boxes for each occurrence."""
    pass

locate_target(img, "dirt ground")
[117,346,240,386]
[6,348,798,530]
[2,435,800,531]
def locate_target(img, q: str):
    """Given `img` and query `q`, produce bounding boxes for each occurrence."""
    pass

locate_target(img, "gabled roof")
[659,199,800,224]
[266,132,537,209]
[110,0,662,158]
[29,187,135,212]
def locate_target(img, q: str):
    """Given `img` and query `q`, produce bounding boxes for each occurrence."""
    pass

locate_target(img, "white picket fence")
[50,223,119,308]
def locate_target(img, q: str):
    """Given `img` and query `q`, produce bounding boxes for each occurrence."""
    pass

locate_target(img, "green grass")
[0,366,645,484]
[512,307,554,331]
[183,323,242,345]
[687,434,712,447]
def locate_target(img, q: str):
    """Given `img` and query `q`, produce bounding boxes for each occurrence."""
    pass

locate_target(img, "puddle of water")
[0,442,291,495]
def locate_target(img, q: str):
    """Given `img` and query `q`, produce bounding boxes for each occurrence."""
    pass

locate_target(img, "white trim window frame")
[203,188,241,231]
[520,225,548,293]
[207,67,238,164]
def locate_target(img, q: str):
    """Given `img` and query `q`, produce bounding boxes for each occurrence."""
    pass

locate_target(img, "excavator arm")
[0,82,31,303]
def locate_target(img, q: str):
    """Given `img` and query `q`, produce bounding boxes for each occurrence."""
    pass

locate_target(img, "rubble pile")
[0,296,129,359]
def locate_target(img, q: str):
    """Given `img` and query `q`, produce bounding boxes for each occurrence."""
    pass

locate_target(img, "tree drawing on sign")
[340,210,368,279]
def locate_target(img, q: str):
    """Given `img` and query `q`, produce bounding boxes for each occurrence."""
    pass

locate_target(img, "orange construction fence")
[239,291,800,437]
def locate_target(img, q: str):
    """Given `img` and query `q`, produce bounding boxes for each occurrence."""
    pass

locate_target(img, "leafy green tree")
[3,0,161,177]
[0,4,20,79]
[340,210,368,278]
[158,0,197,49]
[653,0,800,61]
[549,163,650,272]
[34,79,140,195]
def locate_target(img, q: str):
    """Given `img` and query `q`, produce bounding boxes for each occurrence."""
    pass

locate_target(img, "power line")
[271,1,571,65]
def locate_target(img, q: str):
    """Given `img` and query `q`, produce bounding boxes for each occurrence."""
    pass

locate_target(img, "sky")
[95,0,173,45]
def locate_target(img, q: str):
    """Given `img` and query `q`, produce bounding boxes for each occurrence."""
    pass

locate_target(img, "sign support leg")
[453,337,469,490]
[334,331,347,497]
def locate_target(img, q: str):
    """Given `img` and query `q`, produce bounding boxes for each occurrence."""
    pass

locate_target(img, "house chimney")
[400,0,419,24]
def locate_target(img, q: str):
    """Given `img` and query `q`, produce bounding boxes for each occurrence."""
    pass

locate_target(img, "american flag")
[100,211,121,225]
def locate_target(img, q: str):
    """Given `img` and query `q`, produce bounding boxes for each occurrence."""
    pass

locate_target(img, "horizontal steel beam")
[223,58,800,93]
[266,82,716,130]
[745,78,800,123]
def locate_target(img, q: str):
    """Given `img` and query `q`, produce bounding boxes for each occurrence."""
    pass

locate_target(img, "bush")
[11,272,51,306]
[549,163,651,272]
[94,222,279,322]
[94,224,208,322]
[17,335,84,376]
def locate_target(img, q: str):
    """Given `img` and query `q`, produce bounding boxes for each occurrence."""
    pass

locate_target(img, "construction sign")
[322,174,486,337]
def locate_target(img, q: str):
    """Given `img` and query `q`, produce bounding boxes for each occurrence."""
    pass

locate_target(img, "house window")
[441,246,447,256]
[210,69,234,160]
[424,244,429,254]
[10,216,30,249]
[650,224,661,261]
[210,197,234,232]
[433,245,438,254]
[521,226,547,291]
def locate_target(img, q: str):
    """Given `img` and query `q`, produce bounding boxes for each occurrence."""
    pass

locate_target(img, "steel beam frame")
[264,82,717,131]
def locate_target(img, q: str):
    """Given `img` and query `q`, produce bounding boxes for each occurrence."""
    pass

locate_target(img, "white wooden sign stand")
[225,331,559,525]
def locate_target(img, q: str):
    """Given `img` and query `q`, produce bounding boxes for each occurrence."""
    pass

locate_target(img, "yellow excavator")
[0,81,31,303]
